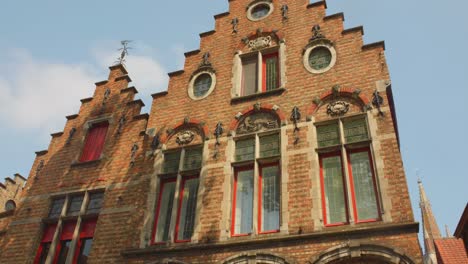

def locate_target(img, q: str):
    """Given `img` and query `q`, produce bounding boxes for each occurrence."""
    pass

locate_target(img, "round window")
[188,71,216,100]
[309,47,332,70]
[247,1,274,21]
[194,74,212,97]
[303,44,337,74]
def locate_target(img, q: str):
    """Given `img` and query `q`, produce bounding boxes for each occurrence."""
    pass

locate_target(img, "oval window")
[193,74,212,97]
[251,4,270,20]
[309,47,332,70]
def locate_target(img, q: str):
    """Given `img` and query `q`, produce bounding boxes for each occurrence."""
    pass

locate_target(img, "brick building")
[0,1,423,263]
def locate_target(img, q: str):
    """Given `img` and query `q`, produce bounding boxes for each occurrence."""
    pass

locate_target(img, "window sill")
[231,88,286,104]
[71,158,102,167]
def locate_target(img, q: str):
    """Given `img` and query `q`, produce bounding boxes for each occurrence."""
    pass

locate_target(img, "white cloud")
[0,45,168,137]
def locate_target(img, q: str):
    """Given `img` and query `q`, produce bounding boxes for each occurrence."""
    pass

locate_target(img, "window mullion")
[339,120,355,224]
[64,192,89,264]
[45,195,69,264]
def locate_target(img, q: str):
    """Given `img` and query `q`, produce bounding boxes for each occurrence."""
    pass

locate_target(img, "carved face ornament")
[327,101,350,117]
[176,130,195,145]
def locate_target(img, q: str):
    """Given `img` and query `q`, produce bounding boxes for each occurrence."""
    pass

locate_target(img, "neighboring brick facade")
[0,173,26,213]
[0,1,423,263]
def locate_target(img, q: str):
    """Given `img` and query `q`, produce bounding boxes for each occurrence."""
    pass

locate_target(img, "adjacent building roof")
[434,238,468,264]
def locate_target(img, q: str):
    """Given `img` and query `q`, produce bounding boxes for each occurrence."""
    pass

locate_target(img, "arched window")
[223,252,290,264]
[5,200,16,211]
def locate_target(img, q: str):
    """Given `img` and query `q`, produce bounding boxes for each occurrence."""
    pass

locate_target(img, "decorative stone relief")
[236,112,279,135]
[327,101,350,117]
[248,36,272,51]
[176,130,196,145]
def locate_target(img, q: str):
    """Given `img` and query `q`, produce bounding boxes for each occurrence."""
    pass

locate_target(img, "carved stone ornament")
[236,112,280,135]
[327,101,350,117]
[248,36,272,51]
[175,130,196,145]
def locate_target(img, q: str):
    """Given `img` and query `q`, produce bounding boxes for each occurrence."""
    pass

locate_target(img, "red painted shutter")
[80,123,109,162]
[80,219,97,238]
[61,221,77,240]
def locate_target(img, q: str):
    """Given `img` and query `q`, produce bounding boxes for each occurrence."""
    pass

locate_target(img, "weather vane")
[115,40,132,65]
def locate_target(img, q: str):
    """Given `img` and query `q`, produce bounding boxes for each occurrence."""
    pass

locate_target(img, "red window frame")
[72,218,97,263]
[261,52,280,92]
[258,162,280,234]
[34,224,57,264]
[231,165,254,237]
[79,122,109,162]
[346,147,381,223]
[53,221,77,264]
[152,178,177,244]
[319,152,350,227]
[174,175,199,243]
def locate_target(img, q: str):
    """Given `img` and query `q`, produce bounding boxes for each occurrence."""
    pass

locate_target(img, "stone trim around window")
[188,71,217,101]
[303,43,337,74]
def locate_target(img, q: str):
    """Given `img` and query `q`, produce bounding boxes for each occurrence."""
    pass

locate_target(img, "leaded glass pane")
[163,151,181,174]
[86,193,104,214]
[309,47,332,70]
[242,57,258,96]
[322,156,347,224]
[67,195,84,216]
[344,119,369,143]
[193,74,212,97]
[265,55,279,91]
[261,166,280,232]
[183,148,202,171]
[77,238,93,264]
[349,151,379,221]
[234,169,254,234]
[317,123,340,148]
[48,198,65,218]
[177,178,199,241]
[235,138,255,161]
[251,4,270,19]
[56,240,71,264]
[155,181,176,242]
[260,134,280,158]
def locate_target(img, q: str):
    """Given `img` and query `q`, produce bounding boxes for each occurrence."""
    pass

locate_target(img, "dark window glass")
[163,151,181,174]
[56,240,71,264]
[67,196,84,216]
[183,148,202,171]
[235,139,255,161]
[193,74,212,97]
[309,47,332,70]
[38,242,51,264]
[176,177,199,241]
[344,119,369,143]
[5,200,16,211]
[321,155,347,224]
[251,4,270,19]
[48,198,65,218]
[154,180,176,242]
[317,124,340,148]
[86,193,104,214]
[77,238,93,264]
[242,57,258,96]
[264,54,279,91]
[259,134,280,158]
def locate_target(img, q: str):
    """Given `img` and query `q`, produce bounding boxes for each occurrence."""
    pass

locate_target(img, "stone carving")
[281,5,289,20]
[237,112,279,135]
[248,36,272,51]
[176,130,195,145]
[327,101,350,117]
[310,25,325,41]
[231,18,239,33]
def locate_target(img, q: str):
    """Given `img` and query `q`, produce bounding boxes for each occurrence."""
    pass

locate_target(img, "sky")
[0,0,467,242]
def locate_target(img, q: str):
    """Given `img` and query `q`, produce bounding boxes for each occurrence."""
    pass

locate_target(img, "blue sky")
[0,0,466,241]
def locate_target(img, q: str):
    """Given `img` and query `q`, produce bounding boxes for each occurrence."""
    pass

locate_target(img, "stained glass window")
[260,134,280,158]
[322,156,347,224]
[176,178,199,241]
[261,165,280,232]
[163,151,181,174]
[309,47,332,70]
[235,139,255,161]
[317,124,340,148]
[155,180,176,242]
[344,119,369,143]
[183,148,202,171]
[193,74,212,97]
[234,169,254,235]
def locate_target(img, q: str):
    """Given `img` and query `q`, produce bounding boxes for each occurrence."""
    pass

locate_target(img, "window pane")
[309,47,332,70]
[86,193,104,214]
[317,123,340,148]
[322,156,347,224]
[349,151,379,221]
[183,148,202,171]
[242,57,258,96]
[163,151,181,174]
[67,195,84,216]
[259,134,280,158]
[264,54,279,91]
[344,119,369,143]
[261,166,280,232]
[49,198,65,218]
[193,74,212,97]
[177,178,199,241]
[251,4,270,19]
[56,240,71,264]
[234,169,254,235]
[155,181,176,242]
[235,138,255,161]
[37,243,51,264]
[77,238,93,264]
